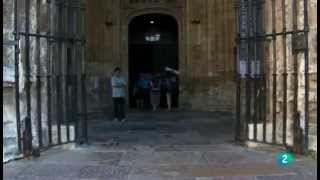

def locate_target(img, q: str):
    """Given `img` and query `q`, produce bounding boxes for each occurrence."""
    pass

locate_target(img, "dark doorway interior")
[129,14,179,108]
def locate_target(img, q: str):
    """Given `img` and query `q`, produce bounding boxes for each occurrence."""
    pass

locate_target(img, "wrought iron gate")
[3,0,88,159]
[234,0,310,154]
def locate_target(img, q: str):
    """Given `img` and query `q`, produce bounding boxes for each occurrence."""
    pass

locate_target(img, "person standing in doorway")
[164,67,179,111]
[134,75,144,109]
[111,67,127,122]
[150,73,161,111]
[140,74,151,109]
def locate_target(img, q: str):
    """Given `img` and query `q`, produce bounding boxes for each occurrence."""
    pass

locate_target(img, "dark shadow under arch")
[128,13,179,109]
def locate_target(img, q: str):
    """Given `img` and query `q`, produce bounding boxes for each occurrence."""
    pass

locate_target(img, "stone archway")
[120,7,186,108]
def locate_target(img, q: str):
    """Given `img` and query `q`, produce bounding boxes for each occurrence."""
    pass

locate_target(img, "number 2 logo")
[282,154,288,164]
[277,152,294,166]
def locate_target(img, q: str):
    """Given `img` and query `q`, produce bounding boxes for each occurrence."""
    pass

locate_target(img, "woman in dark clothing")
[133,76,143,109]
[150,74,161,111]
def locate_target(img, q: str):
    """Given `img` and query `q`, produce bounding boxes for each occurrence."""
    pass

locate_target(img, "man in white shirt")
[111,67,127,122]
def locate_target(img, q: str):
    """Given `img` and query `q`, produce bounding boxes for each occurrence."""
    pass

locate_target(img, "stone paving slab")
[19,163,85,178]
[128,163,300,178]
[79,165,131,179]
[119,151,206,166]
[33,150,122,166]
[154,144,235,152]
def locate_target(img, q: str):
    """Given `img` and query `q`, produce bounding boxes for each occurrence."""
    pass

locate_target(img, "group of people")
[110,66,179,122]
[134,67,179,111]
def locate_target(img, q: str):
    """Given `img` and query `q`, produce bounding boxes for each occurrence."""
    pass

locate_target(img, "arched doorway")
[128,13,179,109]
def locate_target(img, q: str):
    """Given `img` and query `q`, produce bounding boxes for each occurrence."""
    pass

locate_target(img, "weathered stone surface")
[79,165,131,179]
[20,163,84,177]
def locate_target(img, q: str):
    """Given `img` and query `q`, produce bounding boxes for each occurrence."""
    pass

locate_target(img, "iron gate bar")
[271,0,277,144]
[234,2,241,141]
[63,2,70,143]
[235,30,307,40]
[56,74,62,144]
[24,0,33,155]
[65,69,70,141]
[70,6,77,143]
[253,3,258,141]
[81,5,88,143]
[235,46,241,140]
[3,41,19,46]
[281,0,287,146]
[245,0,252,140]
[73,75,79,144]
[14,0,22,153]
[54,0,86,10]
[262,72,267,142]
[36,0,43,148]
[74,6,81,144]
[47,0,53,146]
[63,3,69,143]
[261,7,267,143]
[16,32,85,42]
[292,0,299,152]
[81,74,88,143]
[56,0,63,144]
[303,0,310,154]
[65,4,74,143]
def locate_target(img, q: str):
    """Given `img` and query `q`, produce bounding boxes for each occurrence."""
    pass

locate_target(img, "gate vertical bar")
[82,4,88,143]
[46,0,52,146]
[245,0,252,140]
[262,41,267,143]
[303,0,309,154]
[56,0,63,144]
[14,0,22,153]
[252,1,258,141]
[257,0,267,143]
[73,4,80,144]
[24,0,33,155]
[234,1,241,141]
[235,46,241,140]
[81,73,88,143]
[65,4,72,143]
[271,0,277,144]
[36,0,43,148]
[292,0,299,152]
[73,74,79,144]
[281,0,288,146]
[261,3,267,142]
[65,48,70,142]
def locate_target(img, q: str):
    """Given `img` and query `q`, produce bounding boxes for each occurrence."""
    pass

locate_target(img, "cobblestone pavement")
[3,111,317,180]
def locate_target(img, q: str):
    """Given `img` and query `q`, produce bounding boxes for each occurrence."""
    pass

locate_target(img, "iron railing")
[234,0,310,154]
[4,0,88,159]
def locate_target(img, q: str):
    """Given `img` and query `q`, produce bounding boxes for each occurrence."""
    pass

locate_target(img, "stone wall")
[86,0,236,113]
[183,0,236,111]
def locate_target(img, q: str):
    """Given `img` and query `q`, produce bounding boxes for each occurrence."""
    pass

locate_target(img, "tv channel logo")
[276,152,294,166]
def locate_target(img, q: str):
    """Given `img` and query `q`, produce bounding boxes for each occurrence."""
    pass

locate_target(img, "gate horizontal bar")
[16,32,85,42]
[3,41,19,46]
[246,139,291,147]
[236,30,307,41]
[54,0,86,10]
